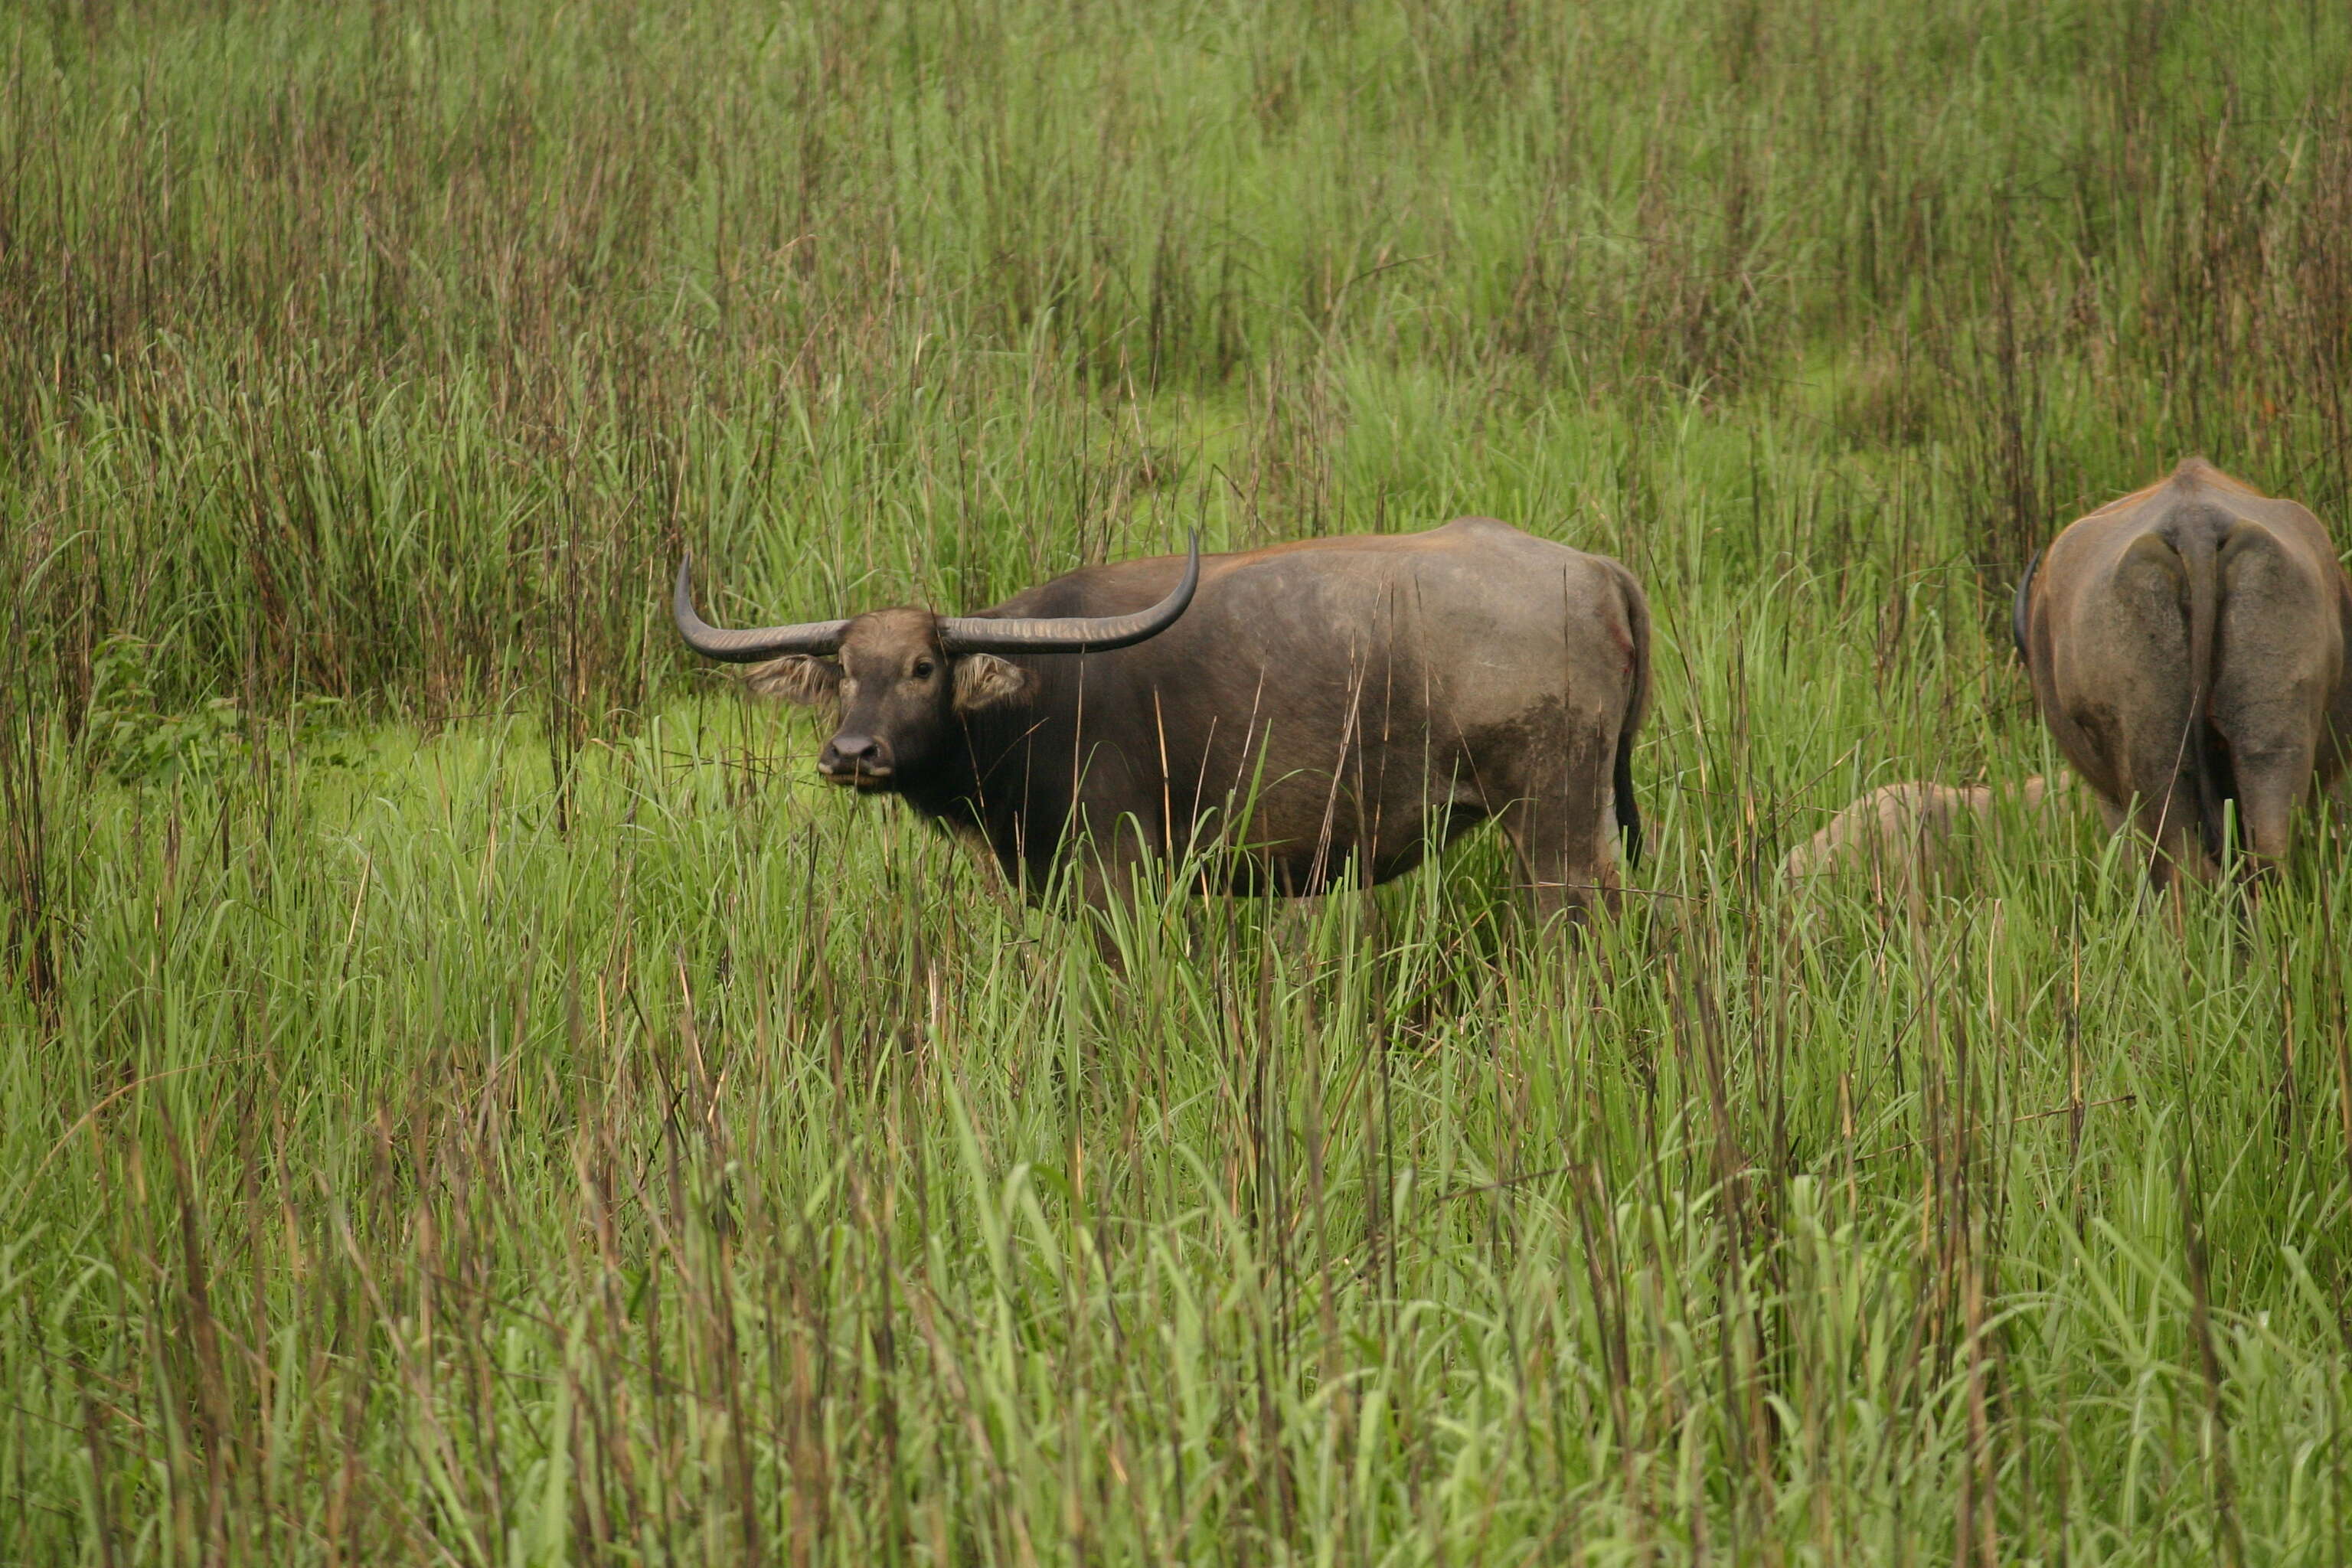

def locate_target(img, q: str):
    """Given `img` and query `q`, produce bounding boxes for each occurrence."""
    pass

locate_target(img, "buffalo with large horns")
[676,518,1651,920]
[2014,459,2352,887]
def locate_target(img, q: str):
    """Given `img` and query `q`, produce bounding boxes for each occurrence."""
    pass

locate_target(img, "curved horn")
[2011,546,2042,666]
[672,558,851,663]
[937,531,1202,655]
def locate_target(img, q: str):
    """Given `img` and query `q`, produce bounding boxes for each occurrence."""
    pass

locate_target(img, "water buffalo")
[675,518,1650,921]
[2014,459,2352,886]
[1780,774,2078,889]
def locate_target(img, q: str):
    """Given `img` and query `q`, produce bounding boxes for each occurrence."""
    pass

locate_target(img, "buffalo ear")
[744,655,842,707]
[952,653,1032,711]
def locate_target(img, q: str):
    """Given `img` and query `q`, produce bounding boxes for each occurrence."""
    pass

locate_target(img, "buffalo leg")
[2085,785,2128,836]
[1071,817,1158,913]
[2225,752,2312,889]
[2215,526,2331,884]
[1060,822,1161,974]
[1493,755,1618,929]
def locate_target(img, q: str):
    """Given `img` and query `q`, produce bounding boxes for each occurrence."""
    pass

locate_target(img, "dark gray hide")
[680,518,1651,922]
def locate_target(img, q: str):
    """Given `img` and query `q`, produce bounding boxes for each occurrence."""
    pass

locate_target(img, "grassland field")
[6,0,2352,1561]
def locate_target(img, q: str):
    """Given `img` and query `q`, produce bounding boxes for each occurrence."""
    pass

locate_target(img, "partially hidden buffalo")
[675,518,1651,921]
[1780,774,2079,889]
[2014,459,2352,886]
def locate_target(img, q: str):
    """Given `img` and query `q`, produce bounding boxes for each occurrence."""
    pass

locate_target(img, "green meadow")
[5,0,2351,1560]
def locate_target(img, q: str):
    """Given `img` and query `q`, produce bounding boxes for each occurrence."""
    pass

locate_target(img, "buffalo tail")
[1609,562,1652,869]
[2174,514,2230,864]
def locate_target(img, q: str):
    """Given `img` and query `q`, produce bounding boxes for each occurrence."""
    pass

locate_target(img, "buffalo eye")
[911,657,936,680]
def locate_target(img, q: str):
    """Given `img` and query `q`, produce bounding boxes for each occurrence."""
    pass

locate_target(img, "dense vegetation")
[5,0,2351,1560]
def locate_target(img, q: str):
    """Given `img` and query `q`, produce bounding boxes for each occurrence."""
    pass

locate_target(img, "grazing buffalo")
[675,518,1651,921]
[2014,459,2352,886]
[1780,774,2077,889]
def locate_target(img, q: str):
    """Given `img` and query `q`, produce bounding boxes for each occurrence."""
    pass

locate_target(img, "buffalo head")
[672,537,1200,792]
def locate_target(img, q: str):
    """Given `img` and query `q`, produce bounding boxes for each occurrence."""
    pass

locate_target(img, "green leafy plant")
[82,634,247,784]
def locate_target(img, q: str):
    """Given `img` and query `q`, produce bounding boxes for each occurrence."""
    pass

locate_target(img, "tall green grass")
[5,0,2352,1560]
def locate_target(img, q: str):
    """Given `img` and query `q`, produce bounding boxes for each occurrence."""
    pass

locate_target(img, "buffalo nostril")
[822,735,891,779]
